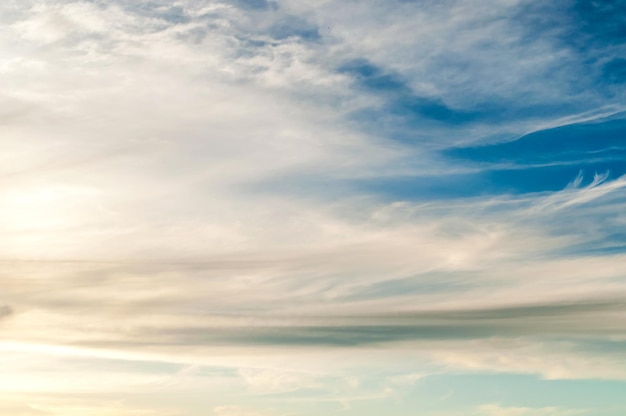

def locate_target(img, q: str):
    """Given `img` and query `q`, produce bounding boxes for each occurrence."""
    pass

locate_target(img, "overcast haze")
[2,0,626,415]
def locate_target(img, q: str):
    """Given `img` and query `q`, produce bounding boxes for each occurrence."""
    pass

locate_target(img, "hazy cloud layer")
[1,0,626,415]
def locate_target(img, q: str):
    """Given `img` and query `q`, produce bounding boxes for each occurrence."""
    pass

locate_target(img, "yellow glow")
[0,184,98,257]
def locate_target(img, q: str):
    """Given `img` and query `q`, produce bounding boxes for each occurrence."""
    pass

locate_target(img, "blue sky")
[1,0,626,415]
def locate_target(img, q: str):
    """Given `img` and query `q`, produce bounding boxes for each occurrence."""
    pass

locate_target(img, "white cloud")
[214,406,265,416]
[477,404,586,416]
[428,338,626,381]
[0,395,180,416]
[11,3,108,43]
[2,0,626,414]
[238,367,319,394]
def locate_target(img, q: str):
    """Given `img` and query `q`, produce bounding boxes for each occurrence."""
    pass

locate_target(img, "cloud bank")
[1,0,626,415]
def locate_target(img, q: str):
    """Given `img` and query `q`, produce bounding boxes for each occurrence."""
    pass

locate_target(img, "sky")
[1,0,626,415]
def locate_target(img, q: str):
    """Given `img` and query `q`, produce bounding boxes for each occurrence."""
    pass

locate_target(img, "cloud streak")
[1,0,626,415]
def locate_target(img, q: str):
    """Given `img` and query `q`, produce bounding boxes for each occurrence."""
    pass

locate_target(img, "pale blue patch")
[231,0,276,11]
[269,15,321,40]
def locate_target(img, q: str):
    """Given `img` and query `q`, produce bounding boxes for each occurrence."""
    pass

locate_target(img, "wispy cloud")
[2,0,626,415]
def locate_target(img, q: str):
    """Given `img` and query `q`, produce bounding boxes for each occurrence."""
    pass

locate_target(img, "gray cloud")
[54,296,626,349]
[0,305,13,320]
